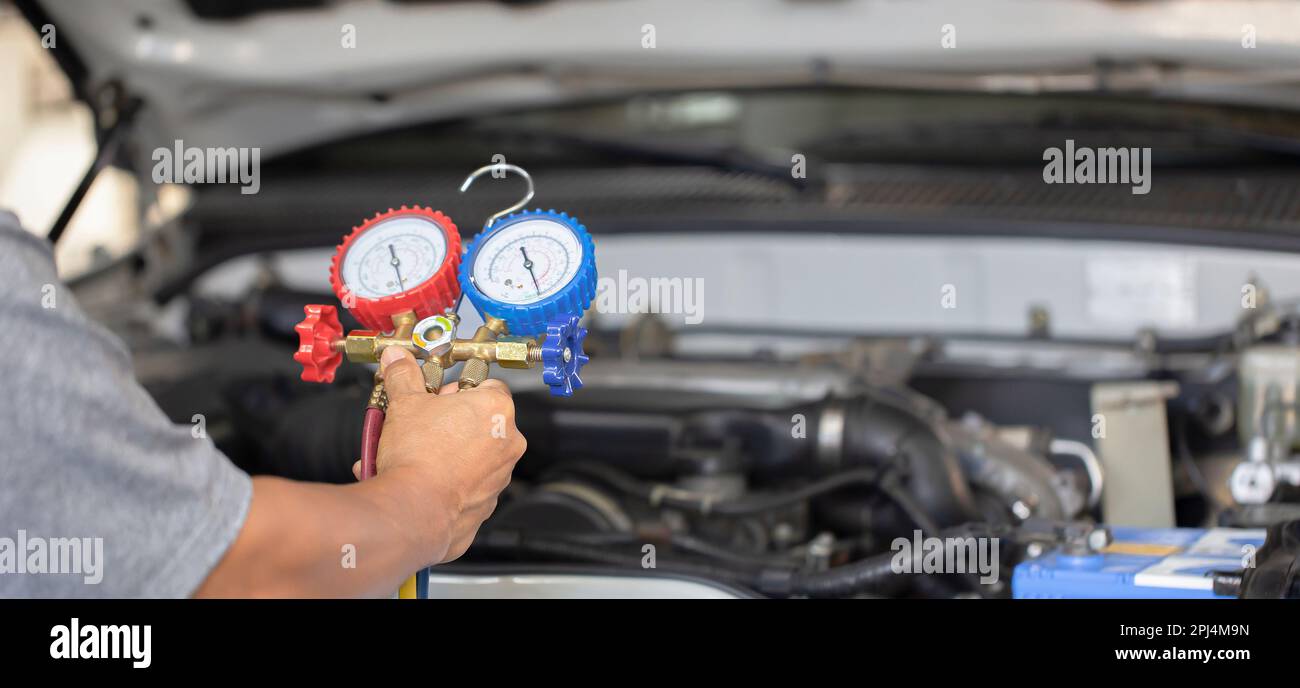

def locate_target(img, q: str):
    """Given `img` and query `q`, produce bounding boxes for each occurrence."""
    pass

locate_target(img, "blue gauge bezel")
[458,209,597,337]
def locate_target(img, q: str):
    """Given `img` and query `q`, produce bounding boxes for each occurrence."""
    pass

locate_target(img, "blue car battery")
[1012,526,1267,599]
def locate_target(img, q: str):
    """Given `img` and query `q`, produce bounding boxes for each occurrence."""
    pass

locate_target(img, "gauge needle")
[520,246,541,292]
[388,244,405,290]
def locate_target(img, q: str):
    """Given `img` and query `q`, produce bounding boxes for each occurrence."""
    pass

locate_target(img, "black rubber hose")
[877,472,942,534]
[838,395,979,527]
[533,395,980,527]
[727,469,886,515]
[767,550,907,598]
[478,523,1004,598]
[546,463,889,517]
[771,524,1000,598]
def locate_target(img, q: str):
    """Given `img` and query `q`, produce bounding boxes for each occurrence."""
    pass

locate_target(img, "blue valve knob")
[540,315,589,397]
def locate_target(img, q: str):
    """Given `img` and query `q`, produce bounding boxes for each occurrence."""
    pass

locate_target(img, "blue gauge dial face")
[471,218,583,305]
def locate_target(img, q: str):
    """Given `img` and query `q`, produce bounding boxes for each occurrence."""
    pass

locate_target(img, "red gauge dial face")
[328,206,462,331]
[340,216,447,299]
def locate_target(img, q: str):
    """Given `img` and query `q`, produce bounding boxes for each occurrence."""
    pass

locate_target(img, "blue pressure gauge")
[459,209,597,337]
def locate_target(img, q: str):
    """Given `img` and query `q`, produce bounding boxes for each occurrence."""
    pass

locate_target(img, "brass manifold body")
[335,310,546,400]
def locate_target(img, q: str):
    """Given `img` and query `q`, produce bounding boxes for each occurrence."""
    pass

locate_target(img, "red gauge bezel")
[328,206,462,331]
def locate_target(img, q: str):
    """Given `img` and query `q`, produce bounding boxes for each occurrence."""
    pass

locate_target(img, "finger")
[379,347,425,399]
[469,377,513,399]
[351,460,362,482]
[438,382,459,395]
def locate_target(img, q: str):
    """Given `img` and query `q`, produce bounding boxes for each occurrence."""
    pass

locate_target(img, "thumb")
[380,347,425,399]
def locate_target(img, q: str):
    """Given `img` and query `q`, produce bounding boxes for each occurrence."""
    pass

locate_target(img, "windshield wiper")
[471,126,812,190]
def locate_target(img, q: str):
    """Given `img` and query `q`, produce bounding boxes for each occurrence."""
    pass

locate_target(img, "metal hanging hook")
[459,163,534,229]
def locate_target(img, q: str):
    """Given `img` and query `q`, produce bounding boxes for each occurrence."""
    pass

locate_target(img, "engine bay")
[113,229,1300,599]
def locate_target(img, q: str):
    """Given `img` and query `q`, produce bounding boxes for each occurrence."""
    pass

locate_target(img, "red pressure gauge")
[327,206,462,331]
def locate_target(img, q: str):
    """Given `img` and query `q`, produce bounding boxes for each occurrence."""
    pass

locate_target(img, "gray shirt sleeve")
[0,210,252,598]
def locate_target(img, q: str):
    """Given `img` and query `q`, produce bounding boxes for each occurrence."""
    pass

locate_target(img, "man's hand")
[361,346,526,565]
[199,345,525,597]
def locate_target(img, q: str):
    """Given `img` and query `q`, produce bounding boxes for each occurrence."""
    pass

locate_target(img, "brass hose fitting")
[458,358,489,390]
[458,316,509,389]
[422,359,445,394]
[367,372,387,412]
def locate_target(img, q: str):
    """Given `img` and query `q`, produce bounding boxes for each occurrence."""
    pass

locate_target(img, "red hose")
[360,407,384,481]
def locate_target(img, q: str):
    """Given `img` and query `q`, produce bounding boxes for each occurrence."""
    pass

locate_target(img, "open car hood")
[24,0,1300,159]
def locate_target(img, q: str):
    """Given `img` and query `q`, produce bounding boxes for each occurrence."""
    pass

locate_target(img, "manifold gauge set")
[291,163,594,598]
[293,163,595,399]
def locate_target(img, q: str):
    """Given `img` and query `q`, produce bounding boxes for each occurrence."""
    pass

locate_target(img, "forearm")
[194,472,447,598]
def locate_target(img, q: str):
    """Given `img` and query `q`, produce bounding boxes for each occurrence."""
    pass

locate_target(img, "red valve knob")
[294,304,344,383]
